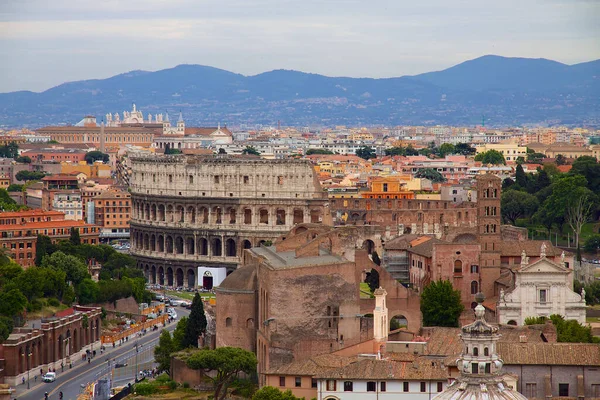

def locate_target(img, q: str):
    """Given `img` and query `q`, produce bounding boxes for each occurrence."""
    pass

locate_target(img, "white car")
[43,372,56,382]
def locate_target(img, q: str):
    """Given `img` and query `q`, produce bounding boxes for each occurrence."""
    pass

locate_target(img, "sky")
[0,0,598,93]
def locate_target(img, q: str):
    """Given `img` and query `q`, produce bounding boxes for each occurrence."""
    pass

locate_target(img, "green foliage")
[501,190,539,225]
[365,268,380,293]
[474,149,506,165]
[579,280,600,305]
[76,278,100,305]
[15,156,31,164]
[186,347,258,400]
[84,151,110,164]
[524,316,547,325]
[0,143,19,158]
[242,146,261,156]
[420,280,464,327]
[69,227,81,246]
[0,261,23,286]
[35,235,57,266]
[355,146,376,160]
[437,143,455,157]
[15,170,45,182]
[0,316,14,342]
[173,317,188,351]
[252,386,304,400]
[550,315,599,343]
[454,143,476,156]
[154,330,175,373]
[555,154,567,166]
[306,148,334,155]
[526,152,546,164]
[41,251,89,285]
[164,145,182,155]
[0,288,27,317]
[414,168,446,183]
[570,156,600,194]
[584,234,600,253]
[0,188,22,211]
[183,293,208,348]
[515,164,527,188]
[6,184,23,192]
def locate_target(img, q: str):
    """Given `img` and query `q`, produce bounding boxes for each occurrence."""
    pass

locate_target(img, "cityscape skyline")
[0,0,599,92]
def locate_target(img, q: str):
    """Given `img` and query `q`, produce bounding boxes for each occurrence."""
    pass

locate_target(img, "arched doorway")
[203,271,214,289]
[175,236,184,254]
[167,267,174,286]
[151,265,156,284]
[507,320,517,326]
[363,239,375,254]
[213,238,222,256]
[176,268,184,287]
[199,238,208,256]
[389,314,408,331]
[225,239,236,257]
[158,266,165,285]
[187,269,195,288]
[242,240,252,249]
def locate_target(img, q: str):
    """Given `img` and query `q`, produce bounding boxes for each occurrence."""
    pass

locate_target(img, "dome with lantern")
[433,294,527,400]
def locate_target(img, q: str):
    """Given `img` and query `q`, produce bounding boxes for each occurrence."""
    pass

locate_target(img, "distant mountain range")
[1,55,599,128]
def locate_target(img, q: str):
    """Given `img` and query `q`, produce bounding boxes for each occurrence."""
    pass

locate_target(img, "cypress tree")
[69,227,81,246]
[182,293,207,348]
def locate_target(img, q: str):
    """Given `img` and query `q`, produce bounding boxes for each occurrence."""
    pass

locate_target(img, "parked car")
[43,372,56,382]
[115,363,128,368]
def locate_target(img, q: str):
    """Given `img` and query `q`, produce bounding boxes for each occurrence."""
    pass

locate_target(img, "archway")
[242,240,252,250]
[176,205,184,223]
[151,265,156,284]
[143,234,149,250]
[390,314,408,331]
[158,235,164,252]
[363,239,375,254]
[150,234,156,251]
[175,236,184,254]
[158,266,165,285]
[293,209,304,224]
[73,329,78,353]
[199,238,208,256]
[158,205,165,221]
[295,226,308,235]
[187,269,195,288]
[276,209,286,225]
[187,206,196,223]
[199,207,209,223]
[186,237,195,255]
[507,320,517,326]
[151,204,157,221]
[176,268,184,287]
[203,271,214,289]
[225,239,236,257]
[228,208,236,224]
[167,267,174,286]
[58,334,64,360]
[310,209,321,223]
[166,236,173,253]
[213,238,222,256]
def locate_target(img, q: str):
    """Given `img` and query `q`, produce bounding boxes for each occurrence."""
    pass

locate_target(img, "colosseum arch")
[166,236,174,253]
[151,265,156,283]
[158,204,165,221]
[242,239,252,250]
[228,207,237,224]
[293,209,304,224]
[175,205,184,223]
[175,268,184,287]
[151,204,157,221]
[187,206,196,223]
[199,238,208,256]
[166,205,174,222]
[213,238,222,256]
[310,209,321,223]
[143,234,149,250]
[259,209,269,224]
[144,204,150,220]
[158,266,165,285]
[150,234,156,251]
[144,264,149,279]
[213,206,223,224]
[276,209,286,225]
[186,237,195,255]
[199,207,209,223]
[187,269,195,288]
[243,208,252,224]
[166,267,174,286]
[226,238,237,257]
[175,236,184,254]
[157,235,165,252]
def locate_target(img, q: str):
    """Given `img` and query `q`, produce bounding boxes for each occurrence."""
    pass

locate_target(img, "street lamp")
[134,343,139,382]
[27,352,32,389]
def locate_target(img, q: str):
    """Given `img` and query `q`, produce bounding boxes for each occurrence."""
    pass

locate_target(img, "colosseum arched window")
[199,207,209,224]
[226,239,236,257]
[187,207,196,223]
[150,234,156,251]
[166,236,174,253]
[186,237,195,255]
[176,206,184,223]
[293,209,304,224]
[244,208,252,225]
[213,207,222,224]
[276,209,286,225]
[151,204,157,221]
[166,205,174,222]
[259,209,269,225]
[213,238,222,256]
[158,205,165,221]
[228,208,236,224]
[175,236,184,254]
[199,238,208,256]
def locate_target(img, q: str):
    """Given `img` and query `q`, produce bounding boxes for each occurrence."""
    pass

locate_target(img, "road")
[14,306,190,400]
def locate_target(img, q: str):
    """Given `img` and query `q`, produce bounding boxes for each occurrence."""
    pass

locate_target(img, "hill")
[1,55,598,128]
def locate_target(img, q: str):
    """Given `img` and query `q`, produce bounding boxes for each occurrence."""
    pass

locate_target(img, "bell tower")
[476,174,502,299]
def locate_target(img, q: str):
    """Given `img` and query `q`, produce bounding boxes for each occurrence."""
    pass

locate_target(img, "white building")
[497,246,586,325]
[197,266,227,290]
[52,193,83,221]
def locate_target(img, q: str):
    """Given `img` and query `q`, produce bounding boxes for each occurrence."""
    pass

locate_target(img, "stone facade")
[129,154,329,287]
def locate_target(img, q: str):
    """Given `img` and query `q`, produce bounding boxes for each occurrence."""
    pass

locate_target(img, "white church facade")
[497,246,586,326]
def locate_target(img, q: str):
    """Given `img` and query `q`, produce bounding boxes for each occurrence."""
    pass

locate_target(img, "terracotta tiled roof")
[184,127,232,136]
[408,238,445,258]
[316,358,448,380]
[267,354,354,376]
[0,219,97,231]
[499,240,560,257]
[383,234,420,250]
[498,342,600,366]
[0,210,63,218]
[42,174,79,181]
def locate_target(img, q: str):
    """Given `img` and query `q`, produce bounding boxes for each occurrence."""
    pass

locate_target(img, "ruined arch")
[158,204,165,221]
[175,268,184,287]
[259,209,269,224]
[228,207,237,224]
[199,238,208,256]
[175,236,184,254]
[293,209,304,224]
[166,236,174,253]
[167,267,174,286]
[176,205,184,222]
[150,234,156,251]
[143,234,149,250]
[199,207,209,224]
[157,235,164,252]
[389,314,408,331]
[187,269,195,288]
[276,209,286,225]
[362,239,375,254]
[242,240,252,250]
[186,237,195,255]
[310,209,321,223]
[151,265,156,284]
[151,204,157,221]
[213,238,222,256]
[226,238,236,257]
[166,205,174,222]
[187,206,196,223]
[158,266,165,285]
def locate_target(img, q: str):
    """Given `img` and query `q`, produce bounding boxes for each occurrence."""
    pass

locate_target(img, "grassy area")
[26,299,70,319]
[128,389,211,399]
[587,317,600,323]
[360,282,373,299]
[164,291,215,301]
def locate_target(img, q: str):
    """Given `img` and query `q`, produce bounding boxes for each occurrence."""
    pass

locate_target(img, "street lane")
[15,306,190,400]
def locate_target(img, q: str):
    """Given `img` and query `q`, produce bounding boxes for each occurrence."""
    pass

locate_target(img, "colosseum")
[129,154,329,288]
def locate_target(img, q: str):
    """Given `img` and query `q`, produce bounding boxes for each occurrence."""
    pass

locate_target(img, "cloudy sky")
[0,0,598,93]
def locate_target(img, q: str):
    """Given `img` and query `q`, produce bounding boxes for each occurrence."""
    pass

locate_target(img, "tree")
[0,143,19,159]
[76,278,99,304]
[242,146,261,156]
[474,150,505,165]
[570,156,600,194]
[6,184,23,192]
[584,234,600,254]
[515,156,525,164]
[0,289,27,317]
[69,227,81,246]
[217,148,227,155]
[252,386,304,400]
[15,156,31,164]
[420,280,464,327]
[537,175,592,233]
[154,330,175,373]
[16,267,46,301]
[555,154,567,166]
[566,193,594,247]
[306,149,334,155]
[164,146,182,155]
[0,316,14,342]
[526,152,545,164]
[41,251,89,285]
[183,293,207,348]
[502,178,515,190]
[501,190,539,225]
[172,317,188,351]
[414,168,446,183]
[515,164,527,188]
[15,170,45,182]
[455,143,476,156]
[385,146,406,156]
[0,261,23,286]
[549,314,599,343]
[365,268,380,293]
[437,143,455,157]
[35,235,57,266]
[84,151,109,164]
[355,146,376,160]
[186,347,258,400]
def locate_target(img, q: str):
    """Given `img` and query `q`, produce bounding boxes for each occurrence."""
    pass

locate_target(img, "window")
[592,384,600,397]
[380,382,386,392]
[243,176,249,184]
[225,317,232,327]
[420,382,426,392]
[525,383,537,397]
[539,289,547,304]
[437,382,443,392]
[326,380,336,391]
[470,264,479,273]
[214,175,220,184]
[367,381,376,392]
[454,260,462,274]
[344,381,353,392]
[473,347,479,356]
[295,377,301,388]
[279,376,285,387]
[558,383,569,396]
[484,347,489,356]
[168,175,172,183]
[311,378,317,389]
[471,281,478,294]
[403,382,409,392]
[189,175,193,184]
[383,183,388,192]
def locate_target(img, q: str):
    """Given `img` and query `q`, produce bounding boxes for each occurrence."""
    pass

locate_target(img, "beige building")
[476,142,527,162]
